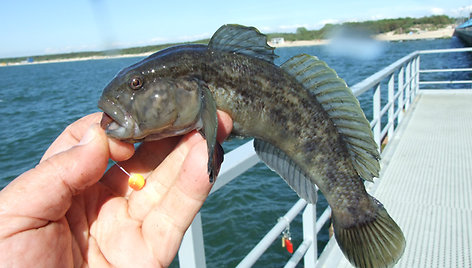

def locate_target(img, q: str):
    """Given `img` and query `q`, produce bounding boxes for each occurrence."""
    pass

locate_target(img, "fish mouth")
[98,97,139,142]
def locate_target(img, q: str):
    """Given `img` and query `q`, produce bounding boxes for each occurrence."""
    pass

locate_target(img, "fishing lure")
[112,160,145,191]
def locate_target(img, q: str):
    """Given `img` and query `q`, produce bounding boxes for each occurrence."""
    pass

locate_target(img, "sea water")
[0,37,468,267]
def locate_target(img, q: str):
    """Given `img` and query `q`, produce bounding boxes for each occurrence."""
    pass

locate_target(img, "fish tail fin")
[333,198,405,268]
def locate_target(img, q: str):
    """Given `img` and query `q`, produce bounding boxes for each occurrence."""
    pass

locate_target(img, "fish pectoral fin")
[208,24,277,63]
[254,139,317,203]
[199,83,221,183]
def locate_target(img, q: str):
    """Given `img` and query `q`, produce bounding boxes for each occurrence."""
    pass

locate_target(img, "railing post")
[398,65,405,124]
[405,61,411,110]
[387,73,395,139]
[410,58,415,100]
[303,204,317,268]
[415,55,421,94]
[373,83,381,150]
[410,57,417,101]
[179,212,207,268]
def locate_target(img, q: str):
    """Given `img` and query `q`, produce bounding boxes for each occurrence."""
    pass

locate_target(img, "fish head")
[98,65,203,143]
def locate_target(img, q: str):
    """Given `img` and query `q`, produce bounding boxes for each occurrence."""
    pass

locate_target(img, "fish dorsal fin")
[254,139,317,203]
[208,24,277,63]
[281,54,380,181]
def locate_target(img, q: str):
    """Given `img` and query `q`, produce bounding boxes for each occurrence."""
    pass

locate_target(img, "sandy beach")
[375,25,455,41]
[269,25,455,47]
[2,25,456,66]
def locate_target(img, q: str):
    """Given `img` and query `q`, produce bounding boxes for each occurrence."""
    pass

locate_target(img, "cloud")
[173,32,213,42]
[370,14,388,20]
[278,24,309,32]
[104,32,212,50]
[449,5,472,17]
[43,44,101,55]
[318,19,340,27]
[257,26,274,32]
[130,32,213,47]
[257,24,309,33]
[262,20,340,33]
[430,7,445,15]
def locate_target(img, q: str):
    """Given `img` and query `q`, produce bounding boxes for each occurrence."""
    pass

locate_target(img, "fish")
[98,24,405,268]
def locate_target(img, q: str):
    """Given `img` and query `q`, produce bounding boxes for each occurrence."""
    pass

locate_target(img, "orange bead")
[128,173,145,190]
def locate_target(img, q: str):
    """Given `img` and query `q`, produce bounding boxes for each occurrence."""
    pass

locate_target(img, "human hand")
[0,111,233,267]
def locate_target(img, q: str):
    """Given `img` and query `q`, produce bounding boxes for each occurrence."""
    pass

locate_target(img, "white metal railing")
[419,48,472,89]
[178,47,472,267]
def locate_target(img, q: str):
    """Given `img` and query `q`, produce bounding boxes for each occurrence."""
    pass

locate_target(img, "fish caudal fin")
[333,199,405,268]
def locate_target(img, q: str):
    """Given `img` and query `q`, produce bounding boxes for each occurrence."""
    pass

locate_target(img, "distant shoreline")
[0,52,154,67]
[2,25,455,67]
[269,25,455,47]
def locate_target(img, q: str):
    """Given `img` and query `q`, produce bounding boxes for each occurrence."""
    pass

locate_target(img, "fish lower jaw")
[105,124,141,142]
[105,122,130,138]
[100,112,139,141]
[107,121,122,131]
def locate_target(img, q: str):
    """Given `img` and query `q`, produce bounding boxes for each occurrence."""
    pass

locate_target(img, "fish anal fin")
[209,24,277,63]
[254,139,317,203]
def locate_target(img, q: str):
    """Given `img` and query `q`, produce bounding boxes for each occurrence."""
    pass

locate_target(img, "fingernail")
[78,125,97,145]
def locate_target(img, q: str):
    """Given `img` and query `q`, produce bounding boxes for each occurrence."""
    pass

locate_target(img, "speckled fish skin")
[98,25,405,268]
[101,44,362,210]
[204,48,367,209]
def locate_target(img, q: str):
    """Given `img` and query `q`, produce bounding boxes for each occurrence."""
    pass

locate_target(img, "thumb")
[0,124,111,223]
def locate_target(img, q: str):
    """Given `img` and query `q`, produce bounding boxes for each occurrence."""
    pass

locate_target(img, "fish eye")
[129,76,144,90]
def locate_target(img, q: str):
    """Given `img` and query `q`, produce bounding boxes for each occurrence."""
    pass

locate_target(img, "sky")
[1,0,472,58]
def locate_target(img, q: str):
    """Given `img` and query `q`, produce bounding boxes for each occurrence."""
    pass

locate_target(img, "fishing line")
[112,160,131,176]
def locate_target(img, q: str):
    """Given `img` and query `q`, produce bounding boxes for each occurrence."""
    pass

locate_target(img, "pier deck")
[317,90,472,267]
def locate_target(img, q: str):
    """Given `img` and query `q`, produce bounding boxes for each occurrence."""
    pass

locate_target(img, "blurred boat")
[454,18,472,46]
